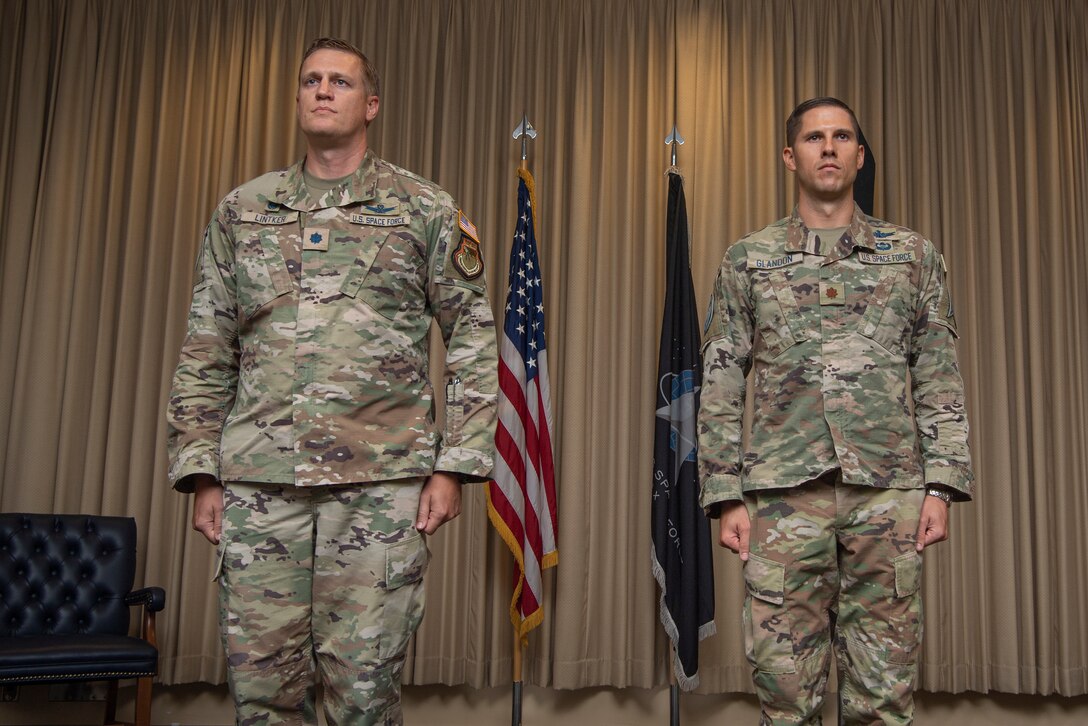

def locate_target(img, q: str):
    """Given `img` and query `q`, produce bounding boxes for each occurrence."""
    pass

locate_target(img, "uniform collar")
[785,203,876,263]
[272,149,380,212]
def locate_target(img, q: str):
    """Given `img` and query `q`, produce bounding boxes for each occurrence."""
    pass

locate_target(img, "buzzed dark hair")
[300,37,381,98]
[785,97,861,147]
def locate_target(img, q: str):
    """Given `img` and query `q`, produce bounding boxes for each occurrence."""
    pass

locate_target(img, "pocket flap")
[385,535,429,590]
[341,252,380,298]
[894,551,922,598]
[744,553,785,605]
[339,237,410,320]
[858,268,902,335]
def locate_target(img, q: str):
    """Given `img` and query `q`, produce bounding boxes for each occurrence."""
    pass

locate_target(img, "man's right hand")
[192,474,224,545]
[718,500,751,561]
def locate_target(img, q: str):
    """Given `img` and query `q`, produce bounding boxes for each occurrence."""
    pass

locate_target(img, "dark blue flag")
[651,171,716,690]
[855,127,877,215]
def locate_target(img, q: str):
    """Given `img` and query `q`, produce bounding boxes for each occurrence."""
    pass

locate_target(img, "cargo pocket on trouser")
[838,551,923,725]
[881,550,924,665]
[217,486,315,719]
[313,530,429,726]
[894,551,922,602]
[379,533,430,661]
[743,554,794,674]
[744,552,834,721]
[841,550,923,665]
[324,535,430,725]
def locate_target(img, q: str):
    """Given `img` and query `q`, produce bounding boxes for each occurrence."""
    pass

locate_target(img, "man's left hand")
[915,495,950,551]
[416,472,463,534]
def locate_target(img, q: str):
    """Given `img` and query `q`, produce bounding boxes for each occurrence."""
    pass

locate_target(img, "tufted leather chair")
[0,513,165,726]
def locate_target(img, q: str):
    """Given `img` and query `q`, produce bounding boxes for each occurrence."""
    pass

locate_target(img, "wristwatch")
[925,486,953,505]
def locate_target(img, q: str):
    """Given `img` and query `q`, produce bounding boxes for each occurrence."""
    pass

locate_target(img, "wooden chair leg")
[103,680,119,725]
[134,675,153,726]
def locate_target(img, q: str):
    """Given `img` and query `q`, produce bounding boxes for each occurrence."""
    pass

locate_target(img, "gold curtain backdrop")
[2,0,1086,696]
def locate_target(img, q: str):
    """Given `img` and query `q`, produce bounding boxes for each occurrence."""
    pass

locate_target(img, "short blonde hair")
[299,37,381,98]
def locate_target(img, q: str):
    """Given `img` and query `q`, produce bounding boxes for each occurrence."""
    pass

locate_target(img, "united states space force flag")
[651,170,716,689]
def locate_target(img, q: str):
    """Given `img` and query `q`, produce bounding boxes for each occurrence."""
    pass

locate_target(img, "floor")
[2,682,1088,724]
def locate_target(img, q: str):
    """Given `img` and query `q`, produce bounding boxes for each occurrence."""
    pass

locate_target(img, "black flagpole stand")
[512,634,523,726]
[669,644,681,726]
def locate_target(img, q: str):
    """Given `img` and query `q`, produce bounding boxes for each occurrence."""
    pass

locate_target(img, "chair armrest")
[125,587,166,613]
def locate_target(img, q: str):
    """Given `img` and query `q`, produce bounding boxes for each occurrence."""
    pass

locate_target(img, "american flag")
[487,167,559,640]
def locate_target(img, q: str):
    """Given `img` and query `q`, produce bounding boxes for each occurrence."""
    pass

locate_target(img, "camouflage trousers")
[742,472,925,725]
[216,480,429,726]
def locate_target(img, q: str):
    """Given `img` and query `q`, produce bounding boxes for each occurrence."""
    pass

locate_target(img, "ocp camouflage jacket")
[698,205,973,513]
[167,151,498,491]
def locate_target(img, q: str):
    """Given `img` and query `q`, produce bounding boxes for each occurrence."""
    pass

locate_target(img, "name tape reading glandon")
[749,253,803,270]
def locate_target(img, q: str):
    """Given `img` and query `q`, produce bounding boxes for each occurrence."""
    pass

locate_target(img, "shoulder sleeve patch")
[450,209,484,280]
[703,295,716,336]
[458,211,479,241]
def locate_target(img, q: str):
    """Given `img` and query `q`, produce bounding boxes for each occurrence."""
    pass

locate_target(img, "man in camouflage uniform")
[698,97,973,724]
[167,38,497,725]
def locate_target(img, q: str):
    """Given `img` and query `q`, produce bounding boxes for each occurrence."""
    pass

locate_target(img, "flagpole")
[507,112,538,726]
[665,123,686,726]
[663,10,687,721]
[653,3,717,709]
[666,630,682,726]
[665,125,685,170]
[512,633,523,726]
[514,112,536,171]
[663,170,681,719]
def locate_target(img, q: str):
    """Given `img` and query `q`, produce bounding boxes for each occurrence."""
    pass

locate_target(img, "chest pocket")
[858,266,913,355]
[750,268,802,360]
[235,218,295,321]
[339,231,418,321]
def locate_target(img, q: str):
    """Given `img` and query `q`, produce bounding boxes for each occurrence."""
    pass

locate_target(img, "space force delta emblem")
[451,210,484,280]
